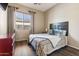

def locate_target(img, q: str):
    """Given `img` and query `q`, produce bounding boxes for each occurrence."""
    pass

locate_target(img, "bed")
[29,22,68,56]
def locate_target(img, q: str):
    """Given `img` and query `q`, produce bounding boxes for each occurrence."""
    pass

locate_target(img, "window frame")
[15,11,32,29]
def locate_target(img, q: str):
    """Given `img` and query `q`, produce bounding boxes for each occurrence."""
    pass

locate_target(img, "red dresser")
[0,34,13,56]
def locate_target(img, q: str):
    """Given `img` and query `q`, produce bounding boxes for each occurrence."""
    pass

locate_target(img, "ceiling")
[20,3,56,12]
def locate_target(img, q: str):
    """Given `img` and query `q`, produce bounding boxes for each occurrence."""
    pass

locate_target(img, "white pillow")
[62,30,66,36]
[55,30,66,37]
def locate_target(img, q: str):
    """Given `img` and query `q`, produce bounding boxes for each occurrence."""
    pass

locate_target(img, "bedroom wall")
[9,3,45,34]
[0,5,7,38]
[45,3,79,49]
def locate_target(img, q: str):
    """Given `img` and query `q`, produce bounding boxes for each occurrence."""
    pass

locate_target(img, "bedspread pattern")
[29,34,63,55]
[31,37,54,56]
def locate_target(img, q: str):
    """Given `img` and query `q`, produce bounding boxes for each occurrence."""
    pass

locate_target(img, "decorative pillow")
[48,29,53,35]
[58,30,66,37]
[61,30,66,36]
[54,29,66,37]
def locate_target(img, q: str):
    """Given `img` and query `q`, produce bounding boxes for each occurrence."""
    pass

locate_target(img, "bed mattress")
[29,34,67,55]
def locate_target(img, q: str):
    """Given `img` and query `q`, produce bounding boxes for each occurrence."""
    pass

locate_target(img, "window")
[15,11,32,30]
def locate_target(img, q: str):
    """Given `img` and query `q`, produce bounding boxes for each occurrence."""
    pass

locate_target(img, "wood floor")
[13,40,36,56]
[48,46,79,56]
[13,40,79,56]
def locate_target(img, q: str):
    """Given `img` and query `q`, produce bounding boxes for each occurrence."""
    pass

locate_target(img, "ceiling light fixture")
[34,3,41,5]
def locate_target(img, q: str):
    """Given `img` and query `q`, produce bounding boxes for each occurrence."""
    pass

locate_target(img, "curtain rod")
[8,5,36,14]
[28,11,36,14]
[8,5,19,9]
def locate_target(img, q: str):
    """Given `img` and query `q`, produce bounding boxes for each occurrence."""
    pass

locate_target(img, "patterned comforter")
[29,34,64,55]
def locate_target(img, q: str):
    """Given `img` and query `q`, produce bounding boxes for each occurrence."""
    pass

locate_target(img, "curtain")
[7,6,15,34]
[29,11,36,34]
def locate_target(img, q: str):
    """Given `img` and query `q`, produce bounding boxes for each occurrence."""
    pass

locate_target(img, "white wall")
[45,4,79,49]
[0,5,7,38]
[34,11,45,33]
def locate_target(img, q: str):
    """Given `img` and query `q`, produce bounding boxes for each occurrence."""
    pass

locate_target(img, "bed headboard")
[49,21,69,36]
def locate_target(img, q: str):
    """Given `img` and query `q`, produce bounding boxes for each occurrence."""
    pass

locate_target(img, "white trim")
[68,44,79,50]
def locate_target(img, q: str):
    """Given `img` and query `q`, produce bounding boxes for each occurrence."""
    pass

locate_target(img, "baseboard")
[68,44,79,50]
